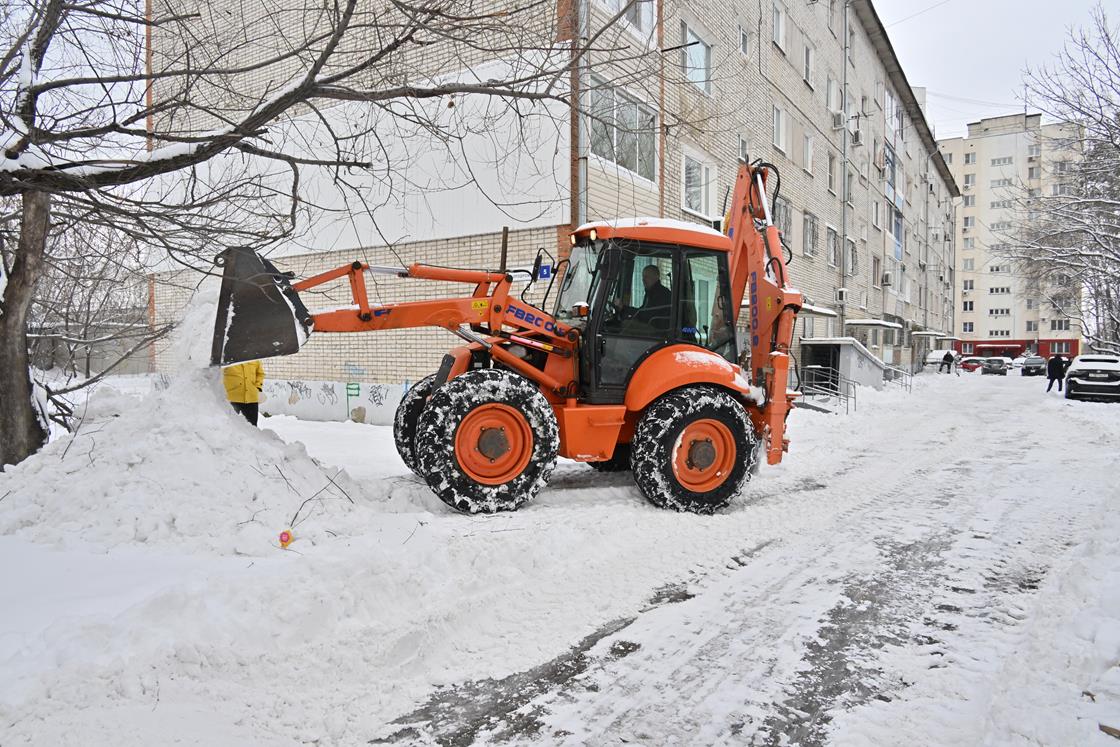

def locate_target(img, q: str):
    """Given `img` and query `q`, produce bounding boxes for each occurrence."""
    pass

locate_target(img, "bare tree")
[1002,5,1120,355]
[0,0,663,466]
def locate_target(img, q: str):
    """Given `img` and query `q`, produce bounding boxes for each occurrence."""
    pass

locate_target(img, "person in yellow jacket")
[223,360,265,426]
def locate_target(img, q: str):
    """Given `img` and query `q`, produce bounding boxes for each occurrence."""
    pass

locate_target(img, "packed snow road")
[1,372,1118,746]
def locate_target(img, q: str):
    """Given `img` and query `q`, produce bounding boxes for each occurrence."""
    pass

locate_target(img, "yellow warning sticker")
[766,297,773,310]
[471,300,489,314]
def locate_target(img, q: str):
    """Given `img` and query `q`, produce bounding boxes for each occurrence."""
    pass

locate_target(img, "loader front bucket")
[210,247,313,366]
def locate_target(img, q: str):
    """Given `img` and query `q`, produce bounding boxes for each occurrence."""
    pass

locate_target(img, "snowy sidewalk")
[1,372,1118,745]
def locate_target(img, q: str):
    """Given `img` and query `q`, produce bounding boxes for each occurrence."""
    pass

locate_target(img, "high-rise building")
[939,114,1082,359]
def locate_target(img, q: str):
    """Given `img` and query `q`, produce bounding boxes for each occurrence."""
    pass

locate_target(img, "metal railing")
[882,365,913,392]
[800,365,858,414]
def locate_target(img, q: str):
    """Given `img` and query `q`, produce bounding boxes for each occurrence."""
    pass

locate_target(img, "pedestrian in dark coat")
[1046,354,1066,392]
[938,350,955,373]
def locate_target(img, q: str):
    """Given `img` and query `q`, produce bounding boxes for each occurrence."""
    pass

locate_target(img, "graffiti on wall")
[259,378,402,426]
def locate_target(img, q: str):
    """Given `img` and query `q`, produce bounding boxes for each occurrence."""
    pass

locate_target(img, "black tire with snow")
[631,386,757,514]
[415,369,558,513]
[588,442,632,472]
[394,373,438,477]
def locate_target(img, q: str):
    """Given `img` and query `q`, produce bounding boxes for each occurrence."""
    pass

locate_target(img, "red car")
[960,357,985,372]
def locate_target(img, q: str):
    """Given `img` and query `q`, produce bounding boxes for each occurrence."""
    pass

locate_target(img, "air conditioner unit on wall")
[836,287,849,304]
[831,111,845,130]
[881,273,893,287]
[851,130,863,146]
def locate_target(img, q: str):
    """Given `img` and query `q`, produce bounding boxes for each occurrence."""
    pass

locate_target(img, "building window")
[844,238,857,276]
[1026,320,1038,332]
[772,2,787,50]
[803,212,819,256]
[872,255,882,287]
[943,152,953,164]
[991,199,1012,209]
[847,26,855,62]
[991,156,1014,166]
[963,258,974,271]
[803,43,815,85]
[738,24,750,56]
[963,238,975,249]
[682,151,716,217]
[590,77,657,182]
[872,199,881,228]
[963,322,974,333]
[962,342,974,353]
[681,22,712,94]
[802,134,814,173]
[1050,319,1071,331]
[990,329,1011,337]
[1028,144,1041,157]
[963,300,974,311]
[991,178,1013,188]
[1028,166,1041,180]
[964,152,976,165]
[963,279,974,291]
[964,174,976,187]
[738,134,750,163]
[828,153,837,193]
[845,169,855,205]
[604,0,655,34]
[1052,341,1071,354]
[826,227,839,266]
[1026,298,1036,310]
[828,0,838,32]
[989,308,1011,316]
[989,264,1010,274]
[989,286,1011,294]
[963,216,975,228]
[772,196,793,237]
[772,105,787,152]
[963,195,976,207]
[827,76,842,113]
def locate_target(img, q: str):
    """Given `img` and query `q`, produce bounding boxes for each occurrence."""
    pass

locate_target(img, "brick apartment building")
[149,0,958,385]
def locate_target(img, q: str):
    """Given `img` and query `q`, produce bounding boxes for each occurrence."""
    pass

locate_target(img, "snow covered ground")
[1,367,1118,746]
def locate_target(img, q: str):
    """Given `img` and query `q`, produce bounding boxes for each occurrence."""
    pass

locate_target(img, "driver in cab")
[612,264,672,333]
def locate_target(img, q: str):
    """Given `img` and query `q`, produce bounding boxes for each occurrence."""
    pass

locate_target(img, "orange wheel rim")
[454,403,534,485]
[672,418,736,493]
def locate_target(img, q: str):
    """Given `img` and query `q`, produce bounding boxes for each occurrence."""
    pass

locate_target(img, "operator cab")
[558,220,737,404]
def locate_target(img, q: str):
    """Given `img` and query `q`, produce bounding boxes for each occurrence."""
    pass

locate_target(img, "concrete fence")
[258,378,406,425]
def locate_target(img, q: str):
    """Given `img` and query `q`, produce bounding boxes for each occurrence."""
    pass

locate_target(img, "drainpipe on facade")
[840,0,850,332]
[575,0,591,228]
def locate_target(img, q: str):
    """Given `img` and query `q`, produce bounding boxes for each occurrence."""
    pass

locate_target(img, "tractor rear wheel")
[415,369,558,513]
[631,386,756,514]
[393,373,438,477]
[588,443,631,472]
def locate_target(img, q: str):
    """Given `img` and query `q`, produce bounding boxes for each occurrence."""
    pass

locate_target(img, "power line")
[885,0,956,27]
[925,90,1023,109]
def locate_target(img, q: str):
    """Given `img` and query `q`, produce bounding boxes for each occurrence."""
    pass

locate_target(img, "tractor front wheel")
[631,386,757,514]
[393,373,438,477]
[415,369,558,513]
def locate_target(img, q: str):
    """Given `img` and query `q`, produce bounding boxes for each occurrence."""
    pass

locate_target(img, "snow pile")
[0,292,397,556]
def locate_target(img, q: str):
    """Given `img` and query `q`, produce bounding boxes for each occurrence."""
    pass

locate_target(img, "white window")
[1050,319,1071,331]
[1028,144,1041,157]
[943,152,953,164]
[827,76,842,113]
[602,0,656,35]
[872,255,882,287]
[828,153,837,193]
[991,156,1014,166]
[964,174,976,187]
[844,238,857,276]
[963,217,975,228]
[872,199,881,228]
[963,195,975,207]
[803,43,815,85]
[963,300,974,311]
[964,152,976,165]
[962,342,974,353]
[738,134,750,163]
[826,227,839,266]
[963,322,974,332]
[681,22,712,94]
[589,76,658,181]
[772,196,793,237]
[991,178,1013,188]
[1028,166,1041,180]
[963,258,974,271]
[772,2,787,50]
[1026,321,1038,332]
[963,279,974,291]
[991,221,1012,231]
[989,308,1011,316]
[991,199,1012,209]
[828,0,838,32]
[738,24,750,56]
[802,134,814,173]
[772,105,787,152]
[963,238,975,249]
[803,212,819,256]
[682,151,716,218]
[1052,341,1071,354]
[990,329,1011,337]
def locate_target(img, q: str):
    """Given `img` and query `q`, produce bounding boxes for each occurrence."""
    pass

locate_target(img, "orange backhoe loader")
[211,161,802,514]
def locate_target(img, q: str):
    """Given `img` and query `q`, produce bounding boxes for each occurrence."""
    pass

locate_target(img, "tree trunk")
[0,191,52,468]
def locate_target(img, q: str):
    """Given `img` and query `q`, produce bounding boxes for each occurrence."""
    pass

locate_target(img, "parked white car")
[1064,355,1120,401]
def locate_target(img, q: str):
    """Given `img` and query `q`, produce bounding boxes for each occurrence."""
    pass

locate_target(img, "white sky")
[872,0,1102,139]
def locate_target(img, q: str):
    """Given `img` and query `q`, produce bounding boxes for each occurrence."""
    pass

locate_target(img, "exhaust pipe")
[210,247,313,366]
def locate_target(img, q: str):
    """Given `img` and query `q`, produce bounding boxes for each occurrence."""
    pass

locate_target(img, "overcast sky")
[871,0,1101,139]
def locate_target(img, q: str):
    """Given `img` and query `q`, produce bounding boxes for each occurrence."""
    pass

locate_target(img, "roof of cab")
[573,217,731,252]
